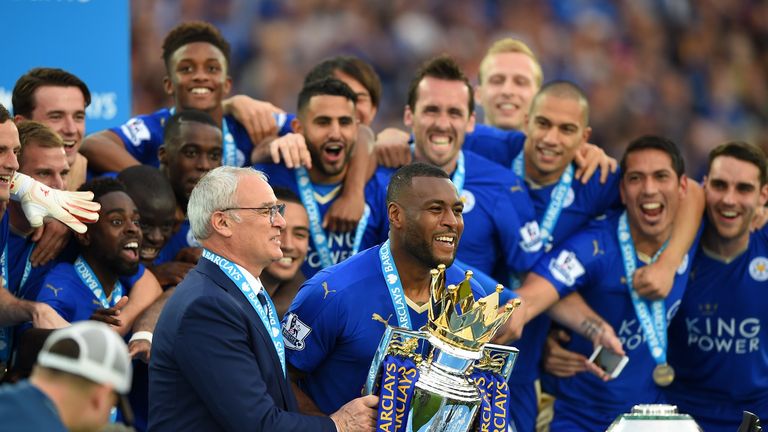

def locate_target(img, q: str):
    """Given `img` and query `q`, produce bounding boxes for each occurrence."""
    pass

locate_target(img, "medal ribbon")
[617,212,669,368]
[202,249,285,376]
[295,166,370,269]
[0,245,10,363]
[74,256,123,309]
[512,151,574,249]
[471,369,511,432]
[379,240,411,329]
[375,354,419,432]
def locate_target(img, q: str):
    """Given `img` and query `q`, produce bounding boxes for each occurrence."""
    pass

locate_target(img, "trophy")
[364,265,521,432]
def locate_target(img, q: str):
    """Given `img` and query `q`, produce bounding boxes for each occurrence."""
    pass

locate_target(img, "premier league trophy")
[364,265,521,432]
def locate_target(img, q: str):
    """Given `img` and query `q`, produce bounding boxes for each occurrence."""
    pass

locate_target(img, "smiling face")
[406,77,475,173]
[334,71,377,126]
[264,201,309,282]
[136,198,176,264]
[20,143,69,190]
[0,121,20,203]
[620,149,686,247]
[84,191,142,276]
[294,94,357,183]
[164,41,232,113]
[477,51,540,130]
[395,176,464,267]
[523,93,591,185]
[704,155,768,244]
[27,86,86,167]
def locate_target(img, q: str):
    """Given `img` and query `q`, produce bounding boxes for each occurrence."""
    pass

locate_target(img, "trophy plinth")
[366,265,522,432]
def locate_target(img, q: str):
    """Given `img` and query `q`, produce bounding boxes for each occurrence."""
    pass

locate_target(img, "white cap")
[37,321,132,394]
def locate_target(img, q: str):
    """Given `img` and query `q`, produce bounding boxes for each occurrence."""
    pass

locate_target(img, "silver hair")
[188,166,268,240]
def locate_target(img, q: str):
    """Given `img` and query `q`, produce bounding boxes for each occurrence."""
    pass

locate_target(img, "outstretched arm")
[79,130,140,172]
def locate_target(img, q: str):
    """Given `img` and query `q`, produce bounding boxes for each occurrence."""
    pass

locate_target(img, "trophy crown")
[426,266,520,352]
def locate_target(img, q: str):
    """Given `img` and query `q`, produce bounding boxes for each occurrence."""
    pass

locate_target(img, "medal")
[652,363,675,387]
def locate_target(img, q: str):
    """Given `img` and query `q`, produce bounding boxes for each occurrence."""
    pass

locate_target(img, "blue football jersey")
[109,108,294,168]
[254,163,388,279]
[35,261,144,322]
[155,220,199,265]
[6,231,54,301]
[282,243,486,414]
[666,224,768,431]
[532,214,698,429]
[463,124,526,167]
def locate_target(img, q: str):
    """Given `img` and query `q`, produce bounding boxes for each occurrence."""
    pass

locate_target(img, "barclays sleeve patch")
[120,118,151,146]
[282,313,312,351]
[548,250,585,287]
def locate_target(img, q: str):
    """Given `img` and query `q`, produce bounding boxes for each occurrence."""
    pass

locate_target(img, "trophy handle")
[363,326,426,395]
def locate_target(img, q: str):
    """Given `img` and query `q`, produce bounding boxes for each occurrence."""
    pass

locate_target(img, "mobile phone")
[588,345,629,379]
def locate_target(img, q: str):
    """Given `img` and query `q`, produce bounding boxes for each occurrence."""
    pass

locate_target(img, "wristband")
[129,331,153,344]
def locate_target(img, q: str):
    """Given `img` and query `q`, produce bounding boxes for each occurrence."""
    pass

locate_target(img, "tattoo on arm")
[580,318,604,341]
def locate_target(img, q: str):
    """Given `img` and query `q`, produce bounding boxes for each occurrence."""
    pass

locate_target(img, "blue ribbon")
[617,211,669,368]
[74,256,123,309]
[379,240,411,329]
[394,356,419,431]
[294,167,370,269]
[512,151,573,251]
[0,244,10,363]
[201,249,285,376]
[376,354,401,432]
[472,369,511,432]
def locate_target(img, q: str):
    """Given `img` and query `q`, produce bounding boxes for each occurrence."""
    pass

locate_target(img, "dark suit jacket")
[148,258,336,431]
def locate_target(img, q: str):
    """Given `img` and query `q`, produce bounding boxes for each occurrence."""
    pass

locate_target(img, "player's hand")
[573,143,617,184]
[632,259,676,300]
[323,191,364,233]
[29,220,71,266]
[267,133,312,169]
[223,95,284,145]
[491,299,525,344]
[175,247,202,264]
[330,394,378,432]
[90,296,129,328]
[12,173,100,234]
[374,128,411,168]
[128,339,151,363]
[541,329,588,378]
[31,303,69,329]
[150,261,196,287]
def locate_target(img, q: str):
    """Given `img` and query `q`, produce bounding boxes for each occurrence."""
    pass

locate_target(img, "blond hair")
[479,38,543,87]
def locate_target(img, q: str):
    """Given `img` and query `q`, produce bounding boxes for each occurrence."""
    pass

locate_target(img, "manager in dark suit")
[148,166,377,431]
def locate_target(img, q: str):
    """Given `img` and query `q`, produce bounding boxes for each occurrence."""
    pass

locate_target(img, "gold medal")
[653,363,675,387]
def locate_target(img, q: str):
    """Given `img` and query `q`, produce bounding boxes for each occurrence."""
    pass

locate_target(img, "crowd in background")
[130,0,768,179]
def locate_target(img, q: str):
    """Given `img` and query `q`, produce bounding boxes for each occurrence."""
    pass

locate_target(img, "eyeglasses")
[221,203,286,225]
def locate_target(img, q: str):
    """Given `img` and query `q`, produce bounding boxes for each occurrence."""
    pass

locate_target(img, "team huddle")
[0,19,764,432]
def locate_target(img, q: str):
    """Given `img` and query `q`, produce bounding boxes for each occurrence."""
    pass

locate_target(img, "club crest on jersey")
[282,313,311,351]
[120,118,151,146]
[749,257,768,281]
[519,221,543,253]
[549,250,585,287]
[460,190,475,213]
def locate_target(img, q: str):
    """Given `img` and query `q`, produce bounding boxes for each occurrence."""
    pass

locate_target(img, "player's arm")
[324,125,376,232]
[222,95,284,145]
[128,287,174,362]
[633,177,702,300]
[374,127,411,168]
[573,143,618,184]
[79,130,140,172]
[114,269,163,336]
[546,292,624,356]
[288,363,325,415]
[491,272,559,344]
[0,284,68,328]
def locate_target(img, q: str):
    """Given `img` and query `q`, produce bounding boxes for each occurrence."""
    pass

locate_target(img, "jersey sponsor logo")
[282,313,311,351]
[548,250,585,286]
[460,189,475,213]
[519,221,543,253]
[749,257,768,281]
[120,118,151,146]
[677,253,689,275]
[685,314,760,354]
[617,299,681,351]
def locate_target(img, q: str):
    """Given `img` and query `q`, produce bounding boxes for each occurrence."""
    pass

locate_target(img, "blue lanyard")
[294,167,370,269]
[410,145,465,194]
[617,212,669,366]
[378,240,412,329]
[201,249,285,376]
[169,107,236,166]
[74,256,123,309]
[512,152,573,249]
[0,245,10,363]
